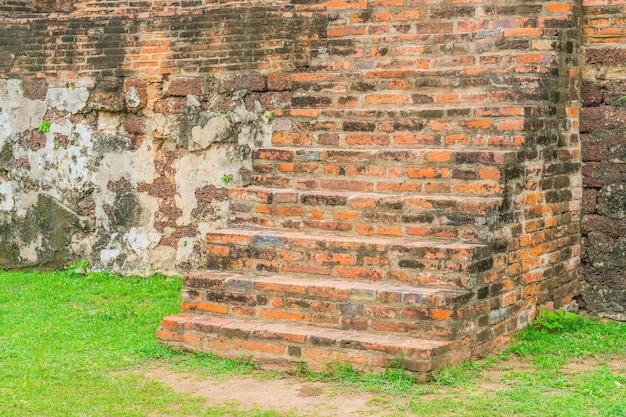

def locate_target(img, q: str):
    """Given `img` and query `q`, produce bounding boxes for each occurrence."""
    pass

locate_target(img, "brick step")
[229,187,502,242]
[157,313,466,377]
[272,111,527,148]
[205,229,493,289]
[180,271,474,340]
[253,147,517,196]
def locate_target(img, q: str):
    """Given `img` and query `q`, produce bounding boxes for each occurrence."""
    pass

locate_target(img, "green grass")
[0,269,256,416]
[0,269,624,417]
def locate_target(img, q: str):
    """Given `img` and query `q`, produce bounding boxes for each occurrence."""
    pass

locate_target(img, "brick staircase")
[156,0,580,378]
[156,111,516,376]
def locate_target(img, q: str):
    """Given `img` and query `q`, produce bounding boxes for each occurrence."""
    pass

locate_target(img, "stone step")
[180,271,475,340]
[157,313,466,377]
[252,147,519,196]
[205,229,494,290]
[229,187,503,242]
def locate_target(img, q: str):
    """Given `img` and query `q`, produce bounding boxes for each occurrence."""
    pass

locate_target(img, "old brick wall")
[0,0,588,330]
[156,0,586,370]
[0,0,326,273]
[580,0,626,320]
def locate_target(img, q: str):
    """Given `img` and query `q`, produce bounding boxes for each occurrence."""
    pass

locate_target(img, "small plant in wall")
[219,109,227,115]
[266,110,274,122]
[611,95,626,106]
[533,308,580,332]
[38,120,51,133]
[221,174,232,184]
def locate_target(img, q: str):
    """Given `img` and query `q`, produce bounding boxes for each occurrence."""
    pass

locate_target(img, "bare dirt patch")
[143,367,391,417]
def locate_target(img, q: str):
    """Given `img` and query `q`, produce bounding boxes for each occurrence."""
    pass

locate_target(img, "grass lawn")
[0,269,624,416]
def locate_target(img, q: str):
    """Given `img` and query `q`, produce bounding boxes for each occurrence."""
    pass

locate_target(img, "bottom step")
[157,313,471,379]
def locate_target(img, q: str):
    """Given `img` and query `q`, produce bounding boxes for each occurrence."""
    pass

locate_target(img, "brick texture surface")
[0,0,588,374]
[157,0,584,374]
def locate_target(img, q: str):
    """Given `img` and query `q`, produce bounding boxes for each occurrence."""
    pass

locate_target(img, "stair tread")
[208,227,488,250]
[184,270,471,298]
[255,146,518,157]
[161,312,453,351]
[231,186,504,203]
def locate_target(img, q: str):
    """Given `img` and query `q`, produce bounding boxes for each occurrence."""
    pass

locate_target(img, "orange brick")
[460,120,494,129]
[183,333,203,346]
[232,340,286,355]
[290,109,319,117]
[334,266,383,281]
[310,209,325,219]
[406,167,449,179]
[429,120,453,131]
[355,223,375,235]
[272,132,314,145]
[426,151,451,163]
[547,3,573,12]
[156,330,182,342]
[334,211,358,220]
[206,245,230,257]
[365,94,408,104]
[311,253,355,266]
[260,310,311,322]
[431,310,453,321]
[498,119,525,130]
[479,168,502,181]
[279,250,304,262]
[232,307,256,317]
[327,0,367,10]
[394,134,438,145]
[181,302,228,314]
[377,225,403,236]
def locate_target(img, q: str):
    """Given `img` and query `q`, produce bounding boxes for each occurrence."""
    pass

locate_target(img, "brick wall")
[580,0,626,320]
[0,0,591,324]
[0,1,325,78]
[0,0,327,274]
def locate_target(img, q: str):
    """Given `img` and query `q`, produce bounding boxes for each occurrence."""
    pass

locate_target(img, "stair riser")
[181,289,468,341]
[229,191,500,241]
[253,149,517,196]
[158,332,445,376]
[252,149,518,168]
[270,122,528,147]
[157,315,470,377]
[205,233,493,290]
[230,213,493,241]
[179,271,475,341]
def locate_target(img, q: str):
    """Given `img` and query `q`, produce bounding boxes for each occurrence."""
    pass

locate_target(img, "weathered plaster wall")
[0,0,326,274]
[580,0,626,320]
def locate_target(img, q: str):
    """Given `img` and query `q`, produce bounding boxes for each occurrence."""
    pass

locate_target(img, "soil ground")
[142,355,626,417]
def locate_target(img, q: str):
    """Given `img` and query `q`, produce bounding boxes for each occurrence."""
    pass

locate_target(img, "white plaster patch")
[0,111,13,142]
[151,114,171,138]
[0,87,47,133]
[46,87,89,113]
[0,181,14,211]
[100,247,122,263]
[174,148,238,224]
[188,115,232,151]
[124,227,160,252]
